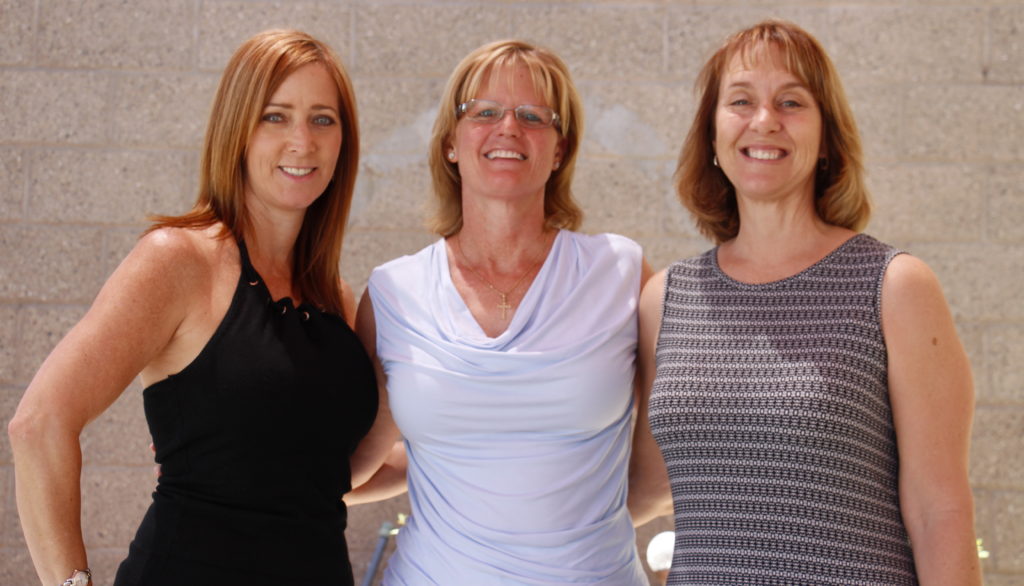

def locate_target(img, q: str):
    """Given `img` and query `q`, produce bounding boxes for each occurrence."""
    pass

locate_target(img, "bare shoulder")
[884,253,940,287]
[135,226,227,279]
[881,253,960,353]
[881,254,947,314]
[105,225,241,341]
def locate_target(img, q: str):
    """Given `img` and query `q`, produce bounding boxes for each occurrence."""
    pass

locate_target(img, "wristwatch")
[60,568,91,586]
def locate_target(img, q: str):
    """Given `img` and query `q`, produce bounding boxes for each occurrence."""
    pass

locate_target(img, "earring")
[448,151,456,162]
[553,160,561,171]
[713,155,719,168]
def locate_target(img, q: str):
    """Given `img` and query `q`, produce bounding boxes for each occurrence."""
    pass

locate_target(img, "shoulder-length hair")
[675,19,870,244]
[428,39,584,236]
[148,29,359,315]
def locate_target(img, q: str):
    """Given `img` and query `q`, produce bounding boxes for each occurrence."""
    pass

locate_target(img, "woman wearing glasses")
[349,40,649,584]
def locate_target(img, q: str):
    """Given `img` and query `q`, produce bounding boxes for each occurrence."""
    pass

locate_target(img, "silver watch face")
[65,570,91,586]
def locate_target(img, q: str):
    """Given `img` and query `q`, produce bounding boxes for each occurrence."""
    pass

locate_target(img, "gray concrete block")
[27,149,194,225]
[902,85,1024,163]
[0,306,19,385]
[846,84,906,165]
[354,3,509,77]
[0,148,27,220]
[0,0,34,66]
[111,73,219,149]
[868,163,985,243]
[580,82,690,159]
[830,7,984,85]
[970,407,1024,488]
[659,163,709,240]
[509,4,663,82]
[0,546,35,584]
[0,71,111,145]
[574,157,665,237]
[954,322,987,403]
[989,6,1024,84]
[0,386,25,464]
[80,466,152,548]
[0,464,24,548]
[353,77,445,155]
[81,381,150,467]
[982,574,1024,586]
[987,324,1024,406]
[0,225,109,303]
[36,0,194,70]
[989,164,1024,244]
[0,466,10,535]
[198,1,351,72]
[350,155,432,232]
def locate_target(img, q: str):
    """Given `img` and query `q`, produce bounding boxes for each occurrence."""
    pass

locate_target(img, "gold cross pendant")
[497,293,512,320]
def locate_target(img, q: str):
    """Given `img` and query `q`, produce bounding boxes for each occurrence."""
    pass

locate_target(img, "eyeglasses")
[456,99,560,130]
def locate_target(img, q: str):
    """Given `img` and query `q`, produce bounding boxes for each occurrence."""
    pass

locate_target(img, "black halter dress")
[114,241,378,586]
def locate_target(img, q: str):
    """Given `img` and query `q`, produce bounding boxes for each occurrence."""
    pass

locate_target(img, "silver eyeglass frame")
[456,99,561,129]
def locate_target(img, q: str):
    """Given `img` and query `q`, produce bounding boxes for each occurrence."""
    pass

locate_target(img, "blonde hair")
[428,39,584,236]
[148,29,360,315]
[675,19,870,244]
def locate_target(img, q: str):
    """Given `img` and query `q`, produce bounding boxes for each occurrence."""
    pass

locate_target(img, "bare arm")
[882,254,981,585]
[344,440,408,506]
[8,230,198,585]
[628,268,673,526]
[347,290,405,497]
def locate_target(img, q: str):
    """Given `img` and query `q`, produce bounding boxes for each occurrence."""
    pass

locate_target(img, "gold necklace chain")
[452,232,552,320]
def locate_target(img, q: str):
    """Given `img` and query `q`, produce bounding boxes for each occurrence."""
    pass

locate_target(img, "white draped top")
[368,230,646,585]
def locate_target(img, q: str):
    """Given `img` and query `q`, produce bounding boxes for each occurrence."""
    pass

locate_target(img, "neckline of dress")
[237,240,312,312]
[710,233,866,289]
[439,229,564,341]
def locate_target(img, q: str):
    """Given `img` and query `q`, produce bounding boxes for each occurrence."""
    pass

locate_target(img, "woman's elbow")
[8,405,80,458]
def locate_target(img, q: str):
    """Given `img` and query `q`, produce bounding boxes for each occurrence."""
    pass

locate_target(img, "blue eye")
[262,112,284,123]
[313,114,335,126]
[780,100,802,108]
[477,108,500,119]
[520,110,543,123]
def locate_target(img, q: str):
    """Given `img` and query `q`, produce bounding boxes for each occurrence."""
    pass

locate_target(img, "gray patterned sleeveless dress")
[649,234,918,585]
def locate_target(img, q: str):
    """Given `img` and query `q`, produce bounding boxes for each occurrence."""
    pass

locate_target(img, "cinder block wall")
[1,1,1021,584]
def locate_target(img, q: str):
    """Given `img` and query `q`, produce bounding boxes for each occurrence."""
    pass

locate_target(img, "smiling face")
[714,47,823,205]
[448,65,565,206]
[244,62,343,216]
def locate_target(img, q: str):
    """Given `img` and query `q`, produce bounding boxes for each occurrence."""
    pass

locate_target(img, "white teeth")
[281,166,314,176]
[485,150,525,160]
[746,148,783,160]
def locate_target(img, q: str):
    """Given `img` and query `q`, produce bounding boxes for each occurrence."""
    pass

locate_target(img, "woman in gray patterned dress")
[628,20,981,585]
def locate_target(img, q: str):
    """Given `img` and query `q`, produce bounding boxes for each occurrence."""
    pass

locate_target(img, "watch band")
[60,568,91,586]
